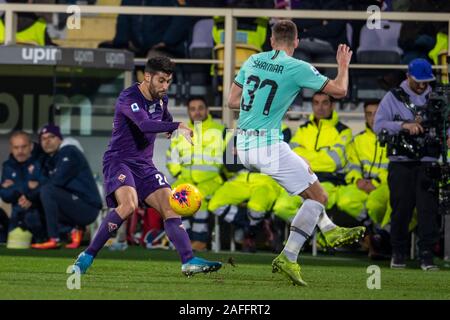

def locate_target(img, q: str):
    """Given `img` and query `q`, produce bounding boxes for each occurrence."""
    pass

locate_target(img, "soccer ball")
[169,183,202,217]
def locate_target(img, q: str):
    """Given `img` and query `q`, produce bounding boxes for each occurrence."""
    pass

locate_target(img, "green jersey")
[235,49,329,150]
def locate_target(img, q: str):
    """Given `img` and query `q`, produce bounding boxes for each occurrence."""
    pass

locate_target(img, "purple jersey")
[103,83,179,166]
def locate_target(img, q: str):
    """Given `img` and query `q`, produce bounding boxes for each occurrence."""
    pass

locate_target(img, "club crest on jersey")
[118,174,126,183]
[131,103,139,112]
[108,222,118,233]
[28,164,35,174]
[310,65,320,76]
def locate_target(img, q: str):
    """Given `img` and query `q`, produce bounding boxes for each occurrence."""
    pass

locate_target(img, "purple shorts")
[103,159,171,208]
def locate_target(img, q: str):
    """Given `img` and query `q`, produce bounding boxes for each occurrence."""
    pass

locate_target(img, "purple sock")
[164,217,194,264]
[86,210,123,257]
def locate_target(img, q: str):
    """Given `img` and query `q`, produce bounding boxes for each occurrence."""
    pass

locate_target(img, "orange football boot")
[65,229,83,249]
[31,238,60,249]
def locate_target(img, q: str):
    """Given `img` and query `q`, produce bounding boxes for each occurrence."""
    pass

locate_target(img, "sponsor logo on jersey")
[310,65,320,76]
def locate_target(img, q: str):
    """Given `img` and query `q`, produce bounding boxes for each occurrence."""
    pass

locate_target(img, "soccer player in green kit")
[228,20,365,286]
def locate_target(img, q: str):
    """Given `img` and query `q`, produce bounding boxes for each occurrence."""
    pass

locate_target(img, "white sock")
[283,199,324,262]
[317,211,337,233]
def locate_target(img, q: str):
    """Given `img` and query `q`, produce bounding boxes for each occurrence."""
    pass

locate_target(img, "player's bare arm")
[322,44,352,99]
[228,83,243,109]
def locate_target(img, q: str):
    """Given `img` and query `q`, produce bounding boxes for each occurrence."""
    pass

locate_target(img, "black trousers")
[40,184,100,239]
[388,161,440,256]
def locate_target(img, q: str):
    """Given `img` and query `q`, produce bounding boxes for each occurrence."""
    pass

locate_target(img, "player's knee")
[117,201,137,218]
[313,192,328,207]
[154,201,175,219]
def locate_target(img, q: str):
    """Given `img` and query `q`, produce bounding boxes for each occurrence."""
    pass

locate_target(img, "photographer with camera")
[374,58,440,271]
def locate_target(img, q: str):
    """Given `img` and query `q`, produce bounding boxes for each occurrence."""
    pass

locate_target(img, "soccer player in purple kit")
[72,57,222,276]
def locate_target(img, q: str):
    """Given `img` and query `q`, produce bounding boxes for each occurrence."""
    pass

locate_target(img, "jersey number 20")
[241,75,278,116]
[155,173,169,186]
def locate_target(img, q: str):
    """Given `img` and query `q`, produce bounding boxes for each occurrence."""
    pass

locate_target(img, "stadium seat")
[189,19,214,58]
[212,43,260,105]
[52,0,120,48]
[354,21,403,100]
[213,43,261,76]
[184,19,215,100]
[357,20,403,57]
[53,16,117,48]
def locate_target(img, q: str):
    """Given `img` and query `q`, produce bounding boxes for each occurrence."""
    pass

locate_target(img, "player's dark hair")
[363,100,381,109]
[312,91,333,103]
[187,96,208,108]
[9,130,31,143]
[272,20,297,45]
[145,56,175,75]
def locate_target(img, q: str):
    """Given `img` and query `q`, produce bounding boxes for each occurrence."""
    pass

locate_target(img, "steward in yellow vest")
[337,101,390,227]
[0,12,51,46]
[212,16,269,51]
[166,96,230,251]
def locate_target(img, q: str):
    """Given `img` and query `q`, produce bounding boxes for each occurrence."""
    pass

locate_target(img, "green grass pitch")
[0,246,449,300]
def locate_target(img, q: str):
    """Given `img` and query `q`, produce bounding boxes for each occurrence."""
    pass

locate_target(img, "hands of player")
[178,123,194,145]
[336,44,352,69]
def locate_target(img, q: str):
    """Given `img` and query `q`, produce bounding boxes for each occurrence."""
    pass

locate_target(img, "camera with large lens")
[378,84,450,160]
[378,84,450,214]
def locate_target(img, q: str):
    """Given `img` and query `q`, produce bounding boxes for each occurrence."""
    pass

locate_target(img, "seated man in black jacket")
[99,0,192,58]
[0,131,46,244]
[32,124,102,249]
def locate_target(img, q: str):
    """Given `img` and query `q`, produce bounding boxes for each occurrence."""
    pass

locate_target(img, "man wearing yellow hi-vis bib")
[337,101,391,228]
